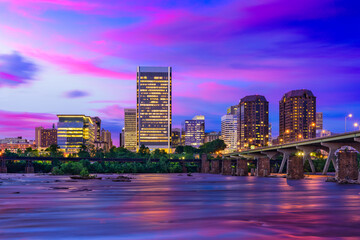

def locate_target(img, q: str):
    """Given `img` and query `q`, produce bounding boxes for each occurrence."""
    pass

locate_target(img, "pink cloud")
[24,49,133,80]
[95,105,124,120]
[0,110,57,139]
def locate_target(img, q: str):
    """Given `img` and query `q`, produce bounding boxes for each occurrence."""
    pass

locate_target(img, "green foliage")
[52,166,64,175]
[80,168,89,177]
[199,139,226,154]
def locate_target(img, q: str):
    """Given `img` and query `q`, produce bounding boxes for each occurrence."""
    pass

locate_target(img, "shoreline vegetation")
[1,139,350,174]
[2,140,227,174]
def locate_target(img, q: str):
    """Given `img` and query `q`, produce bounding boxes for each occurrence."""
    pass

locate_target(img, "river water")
[0,173,360,239]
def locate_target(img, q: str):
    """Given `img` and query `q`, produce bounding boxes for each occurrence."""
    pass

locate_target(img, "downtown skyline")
[1,0,360,146]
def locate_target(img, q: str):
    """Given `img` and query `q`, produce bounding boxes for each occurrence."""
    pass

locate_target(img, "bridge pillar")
[201,154,210,173]
[25,160,34,174]
[322,142,360,175]
[236,159,248,176]
[287,155,304,179]
[257,157,270,177]
[250,168,255,176]
[210,160,221,174]
[0,159,7,173]
[296,146,317,173]
[336,151,358,181]
[222,159,232,175]
[277,149,296,173]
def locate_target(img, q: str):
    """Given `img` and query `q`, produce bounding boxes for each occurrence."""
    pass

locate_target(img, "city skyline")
[1,1,360,146]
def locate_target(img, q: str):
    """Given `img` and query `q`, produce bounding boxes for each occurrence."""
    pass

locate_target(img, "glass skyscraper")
[57,115,95,153]
[137,66,172,152]
[185,115,205,148]
[124,108,137,151]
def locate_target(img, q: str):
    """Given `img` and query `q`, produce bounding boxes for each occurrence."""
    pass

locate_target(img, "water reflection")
[0,173,360,239]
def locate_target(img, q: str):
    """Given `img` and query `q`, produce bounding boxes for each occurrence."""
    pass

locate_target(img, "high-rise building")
[279,90,316,143]
[137,66,172,152]
[124,108,137,151]
[92,117,101,142]
[221,114,238,153]
[35,126,57,148]
[101,129,113,151]
[227,105,239,115]
[119,128,124,147]
[316,112,323,131]
[205,131,221,143]
[239,95,269,149]
[171,128,182,147]
[185,115,205,148]
[57,115,95,153]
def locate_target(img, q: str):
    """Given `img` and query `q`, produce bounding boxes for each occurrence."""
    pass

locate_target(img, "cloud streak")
[0,52,38,87]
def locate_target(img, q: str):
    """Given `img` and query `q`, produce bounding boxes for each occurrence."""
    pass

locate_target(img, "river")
[0,173,360,239]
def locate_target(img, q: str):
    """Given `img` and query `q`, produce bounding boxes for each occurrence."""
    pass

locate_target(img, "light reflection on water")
[0,173,360,239]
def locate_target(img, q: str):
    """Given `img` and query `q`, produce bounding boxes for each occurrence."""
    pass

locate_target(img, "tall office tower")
[316,112,323,131]
[35,126,57,149]
[185,115,205,148]
[171,128,181,147]
[101,129,113,150]
[92,117,101,142]
[221,114,238,153]
[57,115,95,153]
[279,90,316,143]
[239,95,269,149]
[137,66,172,152]
[227,105,239,115]
[124,108,137,151]
[119,128,125,147]
[35,127,43,147]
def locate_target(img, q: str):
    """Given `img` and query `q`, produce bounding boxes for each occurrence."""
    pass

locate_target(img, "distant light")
[348,114,353,118]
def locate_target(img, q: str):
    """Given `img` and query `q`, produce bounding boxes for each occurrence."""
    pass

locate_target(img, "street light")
[345,114,353,132]
[354,122,360,131]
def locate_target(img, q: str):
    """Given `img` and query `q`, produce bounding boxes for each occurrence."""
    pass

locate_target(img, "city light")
[345,114,353,132]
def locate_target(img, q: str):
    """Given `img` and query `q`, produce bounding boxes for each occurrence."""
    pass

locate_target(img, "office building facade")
[239,95,269,149]
[185,115,205,148]
[279,90,316,143]
[124,108,137,151]
[35,126,57,148]
[205,131,221,143]
[221,114,238,153]
[137,66,172,151]
[57,115,95,153]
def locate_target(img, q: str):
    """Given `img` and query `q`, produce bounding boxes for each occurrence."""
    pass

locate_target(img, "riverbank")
[1,173,360,239]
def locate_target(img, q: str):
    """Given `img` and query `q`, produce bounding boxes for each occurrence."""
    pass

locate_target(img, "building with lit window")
[279,90,316,143]
[92,117,101,142]
[57,115,95,153]
[35,126,57,149]
[137,66,172,152]
[205,131,221,143]
[171,128,182,147]
[100,129,113,151]
[185,115,205,148]
[124,108,137,151]
[221,114,238,153]
[0,137,35,153]
[239,95,269,149]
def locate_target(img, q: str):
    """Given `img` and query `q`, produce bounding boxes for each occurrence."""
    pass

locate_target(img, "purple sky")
[0,0,360,146]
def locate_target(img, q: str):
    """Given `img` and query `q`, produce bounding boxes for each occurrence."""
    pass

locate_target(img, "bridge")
[219,130,360,181]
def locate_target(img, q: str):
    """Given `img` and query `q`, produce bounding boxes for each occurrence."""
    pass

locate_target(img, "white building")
[221,114,238,153]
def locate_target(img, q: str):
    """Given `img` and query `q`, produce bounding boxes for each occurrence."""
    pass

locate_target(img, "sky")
[0,0,360,146]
